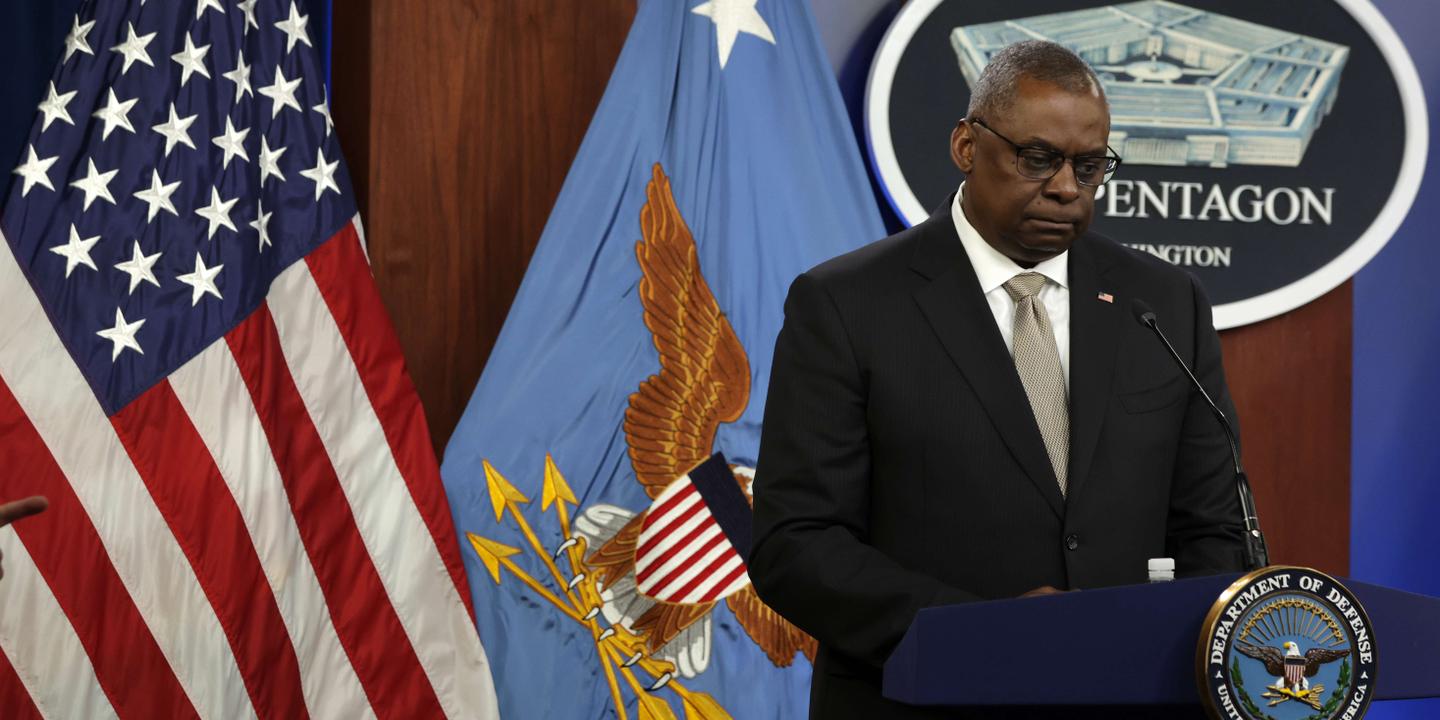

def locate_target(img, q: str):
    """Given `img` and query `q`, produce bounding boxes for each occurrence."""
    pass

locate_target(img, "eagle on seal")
[1237,640,1350,691]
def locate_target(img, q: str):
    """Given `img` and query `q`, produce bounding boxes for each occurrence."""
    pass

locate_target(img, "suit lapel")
[909,204,1066,520]
[1064,235,1123,505]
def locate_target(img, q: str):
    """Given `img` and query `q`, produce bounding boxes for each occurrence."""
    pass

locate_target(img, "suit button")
[1065,534,1080,551]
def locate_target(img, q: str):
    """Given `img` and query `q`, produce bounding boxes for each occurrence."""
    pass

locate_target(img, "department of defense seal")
[1197,566,1378,720]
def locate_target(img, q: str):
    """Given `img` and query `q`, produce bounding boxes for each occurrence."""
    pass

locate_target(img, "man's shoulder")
[801,217,934,292]
[1087,230,1199,288]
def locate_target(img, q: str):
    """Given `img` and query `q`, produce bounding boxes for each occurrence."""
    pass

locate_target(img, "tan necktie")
[1003,272,1069,495]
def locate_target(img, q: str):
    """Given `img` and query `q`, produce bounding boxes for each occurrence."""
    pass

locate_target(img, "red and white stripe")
[633,477,750,604]
[1285,658,1305,687]
[0,530,116,720]
[0,222,498,719]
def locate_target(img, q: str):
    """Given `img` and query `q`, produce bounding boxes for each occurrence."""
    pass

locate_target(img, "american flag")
[0,1,498,718]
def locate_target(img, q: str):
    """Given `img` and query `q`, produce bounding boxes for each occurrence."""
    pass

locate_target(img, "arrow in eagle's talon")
[646,672,674,691]
[583,607,601,621]
[554,537,579,558]
[568,573,586,589]
[597,627,616,641]
[623,651,642,667]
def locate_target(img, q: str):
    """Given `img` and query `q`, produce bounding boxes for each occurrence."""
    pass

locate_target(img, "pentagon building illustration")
[951,1,1349,167]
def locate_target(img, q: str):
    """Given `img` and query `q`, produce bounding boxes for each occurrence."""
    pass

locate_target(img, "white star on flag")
[13,145,57,197]
[50,224,101,278]
[275,2,312,54]
[223,51,254,103]
[92,88,138,140]
[96,308,146,361]
[133,170,181,222]
[171,34,212,87]
[314,88,334,137]
[300,147,340,200]
[113,241,163,295]
[175,252,223,306]
[152,103,198,157]
[37,82,76,131]
[691,0,775,69]
[258,65,303,119]
[238,0,260,33]
[63,17,94,63]
[110,21,156,75]
[195,0,225,20]
[258,137,287,186]
[251,201,273,252]
[69,159,118,210]
[195,187,238,239]
[211,117,251,169]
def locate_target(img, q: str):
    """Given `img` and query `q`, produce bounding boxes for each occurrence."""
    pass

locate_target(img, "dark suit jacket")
[748,202,1245,719]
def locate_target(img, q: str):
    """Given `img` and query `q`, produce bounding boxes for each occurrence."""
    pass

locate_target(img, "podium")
[883,573,1440,714]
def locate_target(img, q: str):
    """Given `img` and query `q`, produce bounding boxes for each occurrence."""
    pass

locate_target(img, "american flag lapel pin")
[1098,292,1114,303]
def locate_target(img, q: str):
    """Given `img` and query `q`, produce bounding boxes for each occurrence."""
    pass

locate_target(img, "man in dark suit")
[748,40,1245,718]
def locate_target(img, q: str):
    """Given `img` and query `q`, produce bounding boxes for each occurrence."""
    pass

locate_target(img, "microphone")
[1131,299,1269,570]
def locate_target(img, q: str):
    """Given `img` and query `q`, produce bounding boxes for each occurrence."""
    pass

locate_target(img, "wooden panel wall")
[331,0,637,457]
[331,4,1349,575]
[1222,285,1351,576]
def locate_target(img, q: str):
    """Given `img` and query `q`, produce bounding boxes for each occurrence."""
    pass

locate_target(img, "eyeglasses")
[968,117,1122,187]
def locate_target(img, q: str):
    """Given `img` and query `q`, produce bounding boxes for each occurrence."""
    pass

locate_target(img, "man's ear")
[951,120,974,173]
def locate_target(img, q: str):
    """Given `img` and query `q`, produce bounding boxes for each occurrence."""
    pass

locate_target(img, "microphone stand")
[1137,307,1270,570]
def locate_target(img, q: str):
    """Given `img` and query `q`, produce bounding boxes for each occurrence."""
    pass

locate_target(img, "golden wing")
[726,585,818,667]
[626,163,751,499]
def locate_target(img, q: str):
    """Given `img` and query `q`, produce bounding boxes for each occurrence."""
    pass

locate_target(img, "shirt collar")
[951,183,1069,294]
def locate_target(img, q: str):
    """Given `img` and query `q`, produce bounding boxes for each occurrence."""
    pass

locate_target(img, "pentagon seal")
[1197,566,1377,720]
[866,0,1428,329]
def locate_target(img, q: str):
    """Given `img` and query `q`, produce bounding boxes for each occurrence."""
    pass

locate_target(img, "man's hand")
[1019,585,1066,598]
[0,496,49,581]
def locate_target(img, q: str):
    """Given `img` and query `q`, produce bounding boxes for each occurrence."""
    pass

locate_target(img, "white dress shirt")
[951,185,1071,388]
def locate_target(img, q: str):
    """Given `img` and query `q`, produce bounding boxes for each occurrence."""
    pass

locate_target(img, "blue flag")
[441,0,885,716]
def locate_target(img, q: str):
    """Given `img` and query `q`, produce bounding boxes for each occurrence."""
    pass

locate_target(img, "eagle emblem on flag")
[464,165,816,715]
[580,165,817,670]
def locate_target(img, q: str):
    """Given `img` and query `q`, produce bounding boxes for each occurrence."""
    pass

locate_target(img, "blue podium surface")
[883,573,1440,708]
